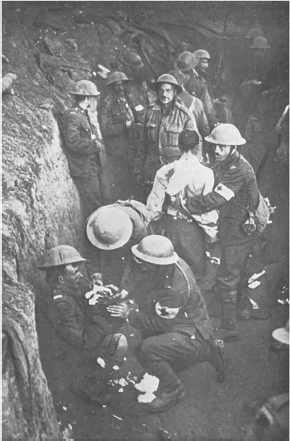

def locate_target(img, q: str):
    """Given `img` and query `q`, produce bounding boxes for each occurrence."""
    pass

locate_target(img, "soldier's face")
[214,144,232,161]
[157,83,175,106]
[88,96,99,111]
[198,59,209,74]
[112,81,125,96]
[61,263,83,291]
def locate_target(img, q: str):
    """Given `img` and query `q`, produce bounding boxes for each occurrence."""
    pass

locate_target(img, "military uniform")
[121,257,215,391]
[46,283,122,402]
[98,93,138,202]
[61,105,103,219]
[185,151,259,328]
[184,69,217,129]
[134,99,195,185]
[47,284,109,354]
[177,91,210,139]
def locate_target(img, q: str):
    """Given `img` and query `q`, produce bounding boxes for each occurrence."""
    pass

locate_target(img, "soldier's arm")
[47,299,85,349]
[186,166,244,214]
[128,287,184,334]
[146,171,167,214]
[184,110,195,131]
[62,113,99,155]
[197,101,210,138]
[200,85,217,129]
[98,98,125,137]
[134,111,148,174]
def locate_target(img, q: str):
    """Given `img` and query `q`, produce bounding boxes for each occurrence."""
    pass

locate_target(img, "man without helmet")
[106,235,225,413]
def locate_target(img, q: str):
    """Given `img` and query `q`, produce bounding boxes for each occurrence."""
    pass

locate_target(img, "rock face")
[2,33,84,435]
[3,283,62,440]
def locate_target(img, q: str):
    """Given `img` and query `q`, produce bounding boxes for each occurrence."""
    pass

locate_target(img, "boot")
[147,381,186,413]
[216,291,239,341]
[215,321,239,341]
[207,338,226,382]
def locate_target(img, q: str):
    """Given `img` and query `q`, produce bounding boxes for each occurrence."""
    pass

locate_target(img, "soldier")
[185,124,260,341]
[147,129,218,282]
[98,71,141,202]
[134,73,195,199]
[175,51,217,129]
[38,245,127,404]
[84,200,153,287]
[121,51,156,123]
[169,69,210,161]
[106,235,225,413]
[61,80,104,219]
[169,69,210,139]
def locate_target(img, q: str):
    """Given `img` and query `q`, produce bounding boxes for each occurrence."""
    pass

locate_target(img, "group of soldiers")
[38,47,273,413]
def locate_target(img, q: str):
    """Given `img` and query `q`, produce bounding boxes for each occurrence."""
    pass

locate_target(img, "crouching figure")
[106,235,225,413]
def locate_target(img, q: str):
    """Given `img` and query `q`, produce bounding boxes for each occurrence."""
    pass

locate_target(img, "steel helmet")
[169,69,188,87]
[121,52,144,69]
[38,245,86,270]
[193,49,211,60]
[132,235,179,265]
[86,206,133,250]
[150,73,182,94]
[106,71,130,85]
[250,36,270,49]
[246,27,263,39]
[174,51,196,72]
[205,124,246,146]
[69,80,100,97]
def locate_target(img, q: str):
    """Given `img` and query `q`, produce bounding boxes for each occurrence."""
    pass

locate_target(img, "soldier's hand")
[125,120,133,128]
[91,272,103,286]
[106,302,130,318]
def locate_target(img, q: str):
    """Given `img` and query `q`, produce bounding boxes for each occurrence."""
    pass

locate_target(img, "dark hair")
[45,265,66,285]
[178,129,199,152]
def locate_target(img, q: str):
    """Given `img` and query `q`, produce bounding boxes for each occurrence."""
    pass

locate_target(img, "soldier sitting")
[38,245,127,405]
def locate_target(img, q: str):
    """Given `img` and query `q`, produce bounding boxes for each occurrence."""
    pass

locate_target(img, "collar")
[52,283,77,298]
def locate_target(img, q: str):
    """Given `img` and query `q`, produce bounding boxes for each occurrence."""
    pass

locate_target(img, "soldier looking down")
[175,51,217,129]
[106,235,225,413]
[98,71,141,202]
[61,80,104,219]
[38,245,127,405]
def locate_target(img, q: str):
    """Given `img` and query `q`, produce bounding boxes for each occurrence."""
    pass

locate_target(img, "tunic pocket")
[166,129,181,147]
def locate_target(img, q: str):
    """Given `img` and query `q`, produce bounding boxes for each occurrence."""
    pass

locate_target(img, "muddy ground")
[3,1,289,439]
